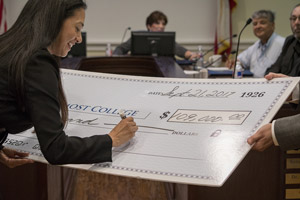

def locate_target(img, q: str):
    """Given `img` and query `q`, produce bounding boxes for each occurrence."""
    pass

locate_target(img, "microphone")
[230,50,237,55]
[203,34,237,56]
[232,18,252,78]
[223,50,236,61]
[121,27,131,44]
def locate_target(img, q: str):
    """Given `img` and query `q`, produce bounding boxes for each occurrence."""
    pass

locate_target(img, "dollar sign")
[160,111,170,119]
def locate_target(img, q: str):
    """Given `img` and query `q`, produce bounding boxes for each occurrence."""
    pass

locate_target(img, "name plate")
[286,189,300,199]
[4,69,300,187]
[286,158,300,169]
[287,150,300,154]
[286,173,300,184]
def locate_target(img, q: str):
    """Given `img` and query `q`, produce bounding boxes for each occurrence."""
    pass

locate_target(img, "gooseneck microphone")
[232,18,252,78]
[203,34,237,56]
[121,27,131,44]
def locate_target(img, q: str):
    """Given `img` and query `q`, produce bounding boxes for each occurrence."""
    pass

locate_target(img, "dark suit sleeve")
[24,50,112,164]
[265,36,292,75]
[175,42,188,59]
[265,53,284,74]
[274,114,300,151]
[113,38,131,55]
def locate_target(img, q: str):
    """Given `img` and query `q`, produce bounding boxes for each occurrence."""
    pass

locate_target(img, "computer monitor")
[131,31,175,57]
[67,32,87,57]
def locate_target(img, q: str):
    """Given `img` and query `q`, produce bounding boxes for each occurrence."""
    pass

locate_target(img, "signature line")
[104,123,174,132]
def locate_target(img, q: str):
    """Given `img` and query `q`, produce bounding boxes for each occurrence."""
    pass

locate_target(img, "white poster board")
[4,69,300,186]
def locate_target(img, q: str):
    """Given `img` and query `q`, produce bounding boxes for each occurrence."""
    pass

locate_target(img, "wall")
[4,0,300,55]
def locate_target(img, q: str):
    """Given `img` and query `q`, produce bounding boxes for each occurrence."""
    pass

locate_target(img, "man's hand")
[265,72,288,80]
[225,58,236,69]
[247,123,274,151]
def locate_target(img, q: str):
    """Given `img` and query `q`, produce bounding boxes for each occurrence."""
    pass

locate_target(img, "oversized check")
[4,69,300,186]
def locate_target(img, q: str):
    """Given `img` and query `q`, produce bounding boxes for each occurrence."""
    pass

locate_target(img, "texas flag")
[0,0,7,34]
[214,0,237,57]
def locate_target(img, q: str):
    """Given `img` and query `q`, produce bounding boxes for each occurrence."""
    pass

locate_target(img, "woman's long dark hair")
[0,0,87,125]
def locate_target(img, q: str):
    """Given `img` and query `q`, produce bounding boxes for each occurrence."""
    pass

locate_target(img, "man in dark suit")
[248,72,300,151]
[265,4,300,76]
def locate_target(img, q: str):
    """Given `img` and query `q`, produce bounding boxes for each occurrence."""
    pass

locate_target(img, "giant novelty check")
[4,69,300,186]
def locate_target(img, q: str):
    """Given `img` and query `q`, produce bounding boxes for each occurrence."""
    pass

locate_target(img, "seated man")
[266,4,300,76]
[113,10,197,60]
[226,10,285,78]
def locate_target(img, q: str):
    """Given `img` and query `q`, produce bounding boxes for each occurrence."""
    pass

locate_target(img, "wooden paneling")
[0,163,47,200]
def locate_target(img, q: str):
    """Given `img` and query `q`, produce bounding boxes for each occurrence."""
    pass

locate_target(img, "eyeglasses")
[289,16,300,22]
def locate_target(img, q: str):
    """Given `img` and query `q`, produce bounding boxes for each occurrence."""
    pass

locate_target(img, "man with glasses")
[266,4,300,76]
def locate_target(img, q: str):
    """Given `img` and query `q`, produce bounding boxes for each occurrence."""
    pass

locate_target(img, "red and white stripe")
[214,0,237,56]
[0,0,7,34]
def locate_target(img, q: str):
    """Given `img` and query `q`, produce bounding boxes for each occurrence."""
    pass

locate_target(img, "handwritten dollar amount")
[168,109,250,125]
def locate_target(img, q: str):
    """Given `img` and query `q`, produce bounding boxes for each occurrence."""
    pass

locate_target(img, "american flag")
[0,0,7,34]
